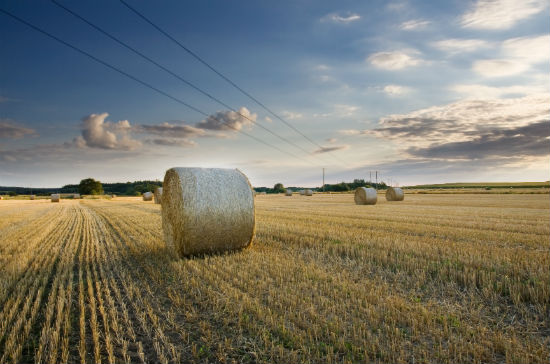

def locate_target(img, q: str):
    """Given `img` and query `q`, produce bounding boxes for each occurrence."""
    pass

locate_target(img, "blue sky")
[1,0,549,187]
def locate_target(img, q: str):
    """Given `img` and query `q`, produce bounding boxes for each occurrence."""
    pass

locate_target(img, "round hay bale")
[143,192,153,201]
[51,194,60,203]
[299,190,305,195]
[386,187,404,201]
[154,187,163,204]
[162,167,255,257]
[30,195,36,200]
[0,196,3,200]
[354,187,377,205]
[305,189,313,196]
[73,193,81,199]
[285,189,293,196]
[111,194,116,198]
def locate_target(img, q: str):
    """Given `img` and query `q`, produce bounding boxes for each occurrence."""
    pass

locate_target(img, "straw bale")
[354,187,377,205]
[30,195,35,200]
[305,189,313,196]
[143,192,153,201]
[73,193,80,199]
[386,187,404,201]
[51,194,60,203]
[299,190,305,195]
[285,189,293,196]
[162,167,255,257]
[154,187,163,204]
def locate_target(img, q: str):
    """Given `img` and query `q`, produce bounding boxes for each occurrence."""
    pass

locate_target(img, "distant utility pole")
[375,171,378,190]
[322,168,325,192]
[369,171,372,184]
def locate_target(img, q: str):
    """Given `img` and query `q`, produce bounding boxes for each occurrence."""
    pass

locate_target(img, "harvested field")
[0,194,548,363]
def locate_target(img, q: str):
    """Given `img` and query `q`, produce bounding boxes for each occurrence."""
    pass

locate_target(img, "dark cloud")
[408,120,550,159]
[136,122,205,139]
[313,145,349,154]
[147,138,197,147]
[0,119,36,139]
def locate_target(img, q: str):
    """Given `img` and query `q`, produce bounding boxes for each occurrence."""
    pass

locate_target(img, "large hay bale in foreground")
[143,192,153,201]
[305,189,313,196]
[51,194,60,203]
[162,167,255,257]
[354,187,377,205]
[285,189,293,196]
[386,187,404,201]
[30,195,36,200]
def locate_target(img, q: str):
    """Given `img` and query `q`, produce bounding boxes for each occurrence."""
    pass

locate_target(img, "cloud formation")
[0,119,36,139]
[196,107,257,131]
[321,12,361,23]
[344,94,550,161]
[383,85,411,96]
[461,0,547,29]
[431,38,490,54]
[368,50,422,70]
[313,145,349,154]
[450,84,547,99]
[400,19,430,30]
[75,113,141,150]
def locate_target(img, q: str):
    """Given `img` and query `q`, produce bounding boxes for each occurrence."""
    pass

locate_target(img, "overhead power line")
[50,0,328,164]
[118,0,351,167]
[0,7,317,165]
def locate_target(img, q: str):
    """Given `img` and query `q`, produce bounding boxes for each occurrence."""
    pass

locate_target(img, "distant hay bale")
[51,194,60,203]
[0,196,3,200]
[73,193,80,199]
[299,190,305,195]
[162,167,255,257]
[142,192,153,201]
[285,189,293,196]
[305,189,313,196]
[386,187,404,201]
[354,187,377,205]
[30,195,36,200]
[260,192,267,195]
[111,194,116,198]
[154,187,163,204]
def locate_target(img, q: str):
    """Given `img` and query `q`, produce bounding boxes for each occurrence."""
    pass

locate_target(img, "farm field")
[0,193,548,363]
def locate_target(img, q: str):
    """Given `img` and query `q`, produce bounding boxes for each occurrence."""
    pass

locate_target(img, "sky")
[1,0,549,188]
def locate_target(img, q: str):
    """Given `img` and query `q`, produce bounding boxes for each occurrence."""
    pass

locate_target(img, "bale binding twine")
[354,187,377,205]
[161,167,255,257]
[154,187,163,204]
[386,187,404,201]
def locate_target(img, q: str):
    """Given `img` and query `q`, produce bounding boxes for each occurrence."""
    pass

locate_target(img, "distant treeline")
[253,179,387,194]
[0,180,163,196]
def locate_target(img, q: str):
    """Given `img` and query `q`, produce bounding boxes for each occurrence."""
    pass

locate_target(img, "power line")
[118,0,351,167]
[0,7,316,165]
[50,0,328,165]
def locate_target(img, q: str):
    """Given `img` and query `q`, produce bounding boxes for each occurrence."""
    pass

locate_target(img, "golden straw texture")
[154,187,163,204]
[386,187,405,201]
[161,167,256,257]
[354,187,377,205]
[142,192,153,201]
[51,194,60,203]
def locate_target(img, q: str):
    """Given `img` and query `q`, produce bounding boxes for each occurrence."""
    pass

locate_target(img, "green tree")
[78,178,103,195]
[273,183,285,193]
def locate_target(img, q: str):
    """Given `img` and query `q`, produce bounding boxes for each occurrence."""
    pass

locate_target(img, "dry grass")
[0,193,548,363]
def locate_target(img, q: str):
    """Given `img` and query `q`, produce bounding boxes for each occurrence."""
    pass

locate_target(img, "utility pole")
[375,171,378,190]
[322,168,325,192]
[369,171,372,184]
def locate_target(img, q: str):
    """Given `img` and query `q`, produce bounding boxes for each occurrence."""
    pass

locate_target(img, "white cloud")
[76,113,141,150]
[450,84,548,99]
[473,59,530,77]
[501,35,550,64]
[313,145,350,154]
[321,12,361,23]
[400,19,430,30]
[461,0,548,30]
[281,111,303,120]
[315,64,330,71]
[383,85,412,96]
[264,116,272,123]
[431,38,490,54]
[196,107,257,131]
[368,50,423,70]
